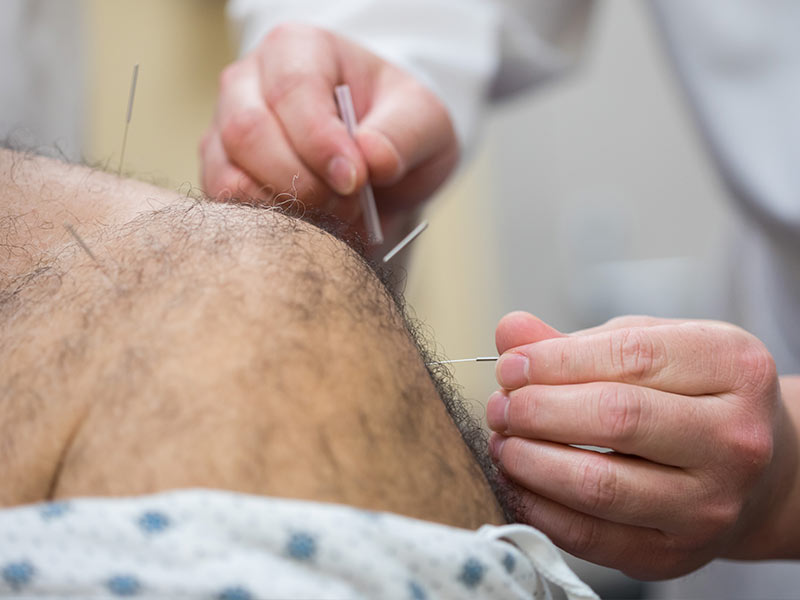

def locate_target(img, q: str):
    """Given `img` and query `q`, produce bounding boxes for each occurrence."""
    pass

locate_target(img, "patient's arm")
[0,149,504,529]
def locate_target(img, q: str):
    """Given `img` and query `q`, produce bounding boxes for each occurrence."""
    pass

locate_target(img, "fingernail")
[497,353,529,388]
[489,435,507,461]
[486,391,509,432]
[327,156,357,195]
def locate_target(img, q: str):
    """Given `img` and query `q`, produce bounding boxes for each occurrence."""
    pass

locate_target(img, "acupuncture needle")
[426,356,499,366]
[334,84,384,245]
[118,64,139,176]
[383,220,428,263]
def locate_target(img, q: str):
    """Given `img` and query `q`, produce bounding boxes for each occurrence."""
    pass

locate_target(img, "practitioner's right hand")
[200,23,459,232]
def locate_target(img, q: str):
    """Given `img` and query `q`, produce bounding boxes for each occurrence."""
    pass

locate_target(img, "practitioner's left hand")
[487,311,799,580]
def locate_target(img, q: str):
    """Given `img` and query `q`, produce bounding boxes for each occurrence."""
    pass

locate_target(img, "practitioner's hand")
[200,23,458,231]
[487,311,800,580]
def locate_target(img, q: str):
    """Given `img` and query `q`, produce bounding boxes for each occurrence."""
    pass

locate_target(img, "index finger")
[216,58,325,202]
[496,322,758,395]
[495,311,565,355]
[259,24,368,197]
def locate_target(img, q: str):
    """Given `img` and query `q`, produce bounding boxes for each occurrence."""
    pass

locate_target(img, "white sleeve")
[227,0,594,152]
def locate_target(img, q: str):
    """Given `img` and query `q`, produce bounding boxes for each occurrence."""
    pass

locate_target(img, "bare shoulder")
[1,190,504,528]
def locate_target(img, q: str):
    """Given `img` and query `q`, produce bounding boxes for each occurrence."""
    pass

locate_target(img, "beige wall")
[84,0,234,187]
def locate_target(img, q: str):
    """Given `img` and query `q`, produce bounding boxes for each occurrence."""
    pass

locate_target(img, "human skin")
[199,23,458,244]
[487,311,800,579]
[0,148,504,529]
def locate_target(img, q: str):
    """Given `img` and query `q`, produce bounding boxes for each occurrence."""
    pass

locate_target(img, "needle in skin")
[64,223,117,289]
[426,356,499,366]
[382,220,429,263]
[118,64,139,176]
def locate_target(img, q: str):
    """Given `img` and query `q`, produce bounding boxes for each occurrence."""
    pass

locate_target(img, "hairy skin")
[0,148,504,529]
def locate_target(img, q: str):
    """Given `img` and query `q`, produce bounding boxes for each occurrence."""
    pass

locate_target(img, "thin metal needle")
[64,223,99,264]
[382,220,429,263]
[118,64,139,176]
[426,356,499,366]
[64,223,117,289]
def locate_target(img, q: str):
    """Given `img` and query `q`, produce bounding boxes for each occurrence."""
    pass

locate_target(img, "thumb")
[495,311,565,354]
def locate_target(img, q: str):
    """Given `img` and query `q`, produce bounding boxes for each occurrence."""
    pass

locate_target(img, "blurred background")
[5,0,738,595]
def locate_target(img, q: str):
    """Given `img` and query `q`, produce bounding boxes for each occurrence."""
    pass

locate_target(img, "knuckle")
[694,494,741,544]
[744,419,774,471]
[264,22,319,47]
[748,424,775,470]
[563,511,602,557]
[263,72,302,109]
[596,384,642,443]
[734,335,778,392]
[611,328,662,380]
[576,456,619,514]
[710,500,741,538]
[691,474,746,542]
[218,62,241,90]
[724,420,775,479]
[219,107,264,152]
[300,119,341,164]
[264,71,328,113]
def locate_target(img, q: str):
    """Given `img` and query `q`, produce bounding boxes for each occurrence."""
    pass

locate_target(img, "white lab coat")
[228,1,800,598]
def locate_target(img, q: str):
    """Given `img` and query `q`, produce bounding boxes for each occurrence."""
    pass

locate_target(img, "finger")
[487,382,713,466]
[490,436,702,533]
[200,129,270,202]
[491,470,697,580]
[357,72,458,187]
[579,315,744,336]
[216,58,328,205]
[260,25,367,197]
[572,315,684,337]
[495,311,565,355]
[496,322,755,395]
[364,142,458,216]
